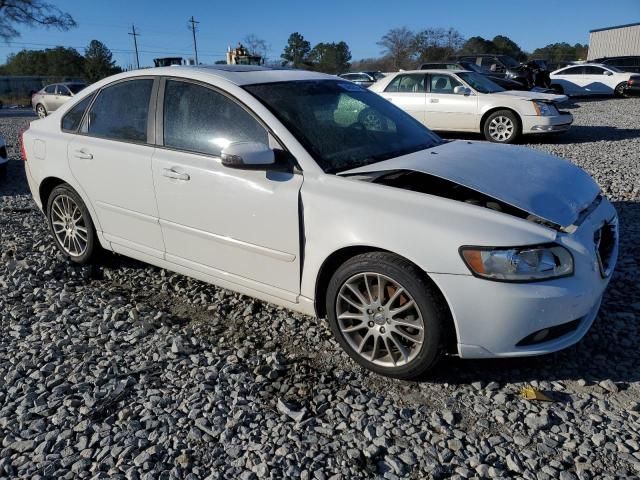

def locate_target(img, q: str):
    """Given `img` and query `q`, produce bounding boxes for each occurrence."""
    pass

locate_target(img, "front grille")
[594,220,617,277]
[0,146,6,159]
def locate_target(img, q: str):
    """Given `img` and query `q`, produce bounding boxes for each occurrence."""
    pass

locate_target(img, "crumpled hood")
[340,141,600,228]
[493,90,568,103]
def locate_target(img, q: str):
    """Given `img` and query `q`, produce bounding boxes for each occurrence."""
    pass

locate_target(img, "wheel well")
[480,107,521,133]
[39,177,66,210]
[551,83,564,94]
[314,246,458,354]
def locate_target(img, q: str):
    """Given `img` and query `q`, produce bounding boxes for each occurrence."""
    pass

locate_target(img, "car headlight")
[532,101,557,116]
[460,244,573,282]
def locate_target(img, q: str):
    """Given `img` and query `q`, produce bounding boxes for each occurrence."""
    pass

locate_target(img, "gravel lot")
[1,98,639,480]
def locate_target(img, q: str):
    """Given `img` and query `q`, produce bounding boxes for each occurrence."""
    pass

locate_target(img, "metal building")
[588,23,640,60]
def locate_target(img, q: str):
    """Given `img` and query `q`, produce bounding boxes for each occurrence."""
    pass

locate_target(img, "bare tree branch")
[0,0,76,42]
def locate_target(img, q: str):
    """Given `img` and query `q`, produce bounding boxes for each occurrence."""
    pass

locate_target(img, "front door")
[68,77,165,257]
[152,79,303,299]
[425,73,478,131]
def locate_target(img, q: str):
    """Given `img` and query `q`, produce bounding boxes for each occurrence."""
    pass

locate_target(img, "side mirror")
[454,86,471,95]
[221,141,275,168]
[603,70,613,76]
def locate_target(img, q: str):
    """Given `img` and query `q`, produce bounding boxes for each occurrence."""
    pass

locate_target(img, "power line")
[128,24,140,69]
[189,16,200,65]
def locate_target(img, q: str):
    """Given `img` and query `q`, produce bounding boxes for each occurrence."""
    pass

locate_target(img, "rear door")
[68,77,165,257]
[379,74,427,122]
[424,73,478,131]
[553,66,585,94]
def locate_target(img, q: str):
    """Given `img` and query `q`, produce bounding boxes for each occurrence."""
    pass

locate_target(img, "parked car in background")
[371,70,572,143]
[21,65,616,379]
[339,71,385,87]
[31,82,87,118]
[0,135,7,176]
[550,64,640,96]
[421,61,527,90]
[592,56,640,74]
[457,54,533,87]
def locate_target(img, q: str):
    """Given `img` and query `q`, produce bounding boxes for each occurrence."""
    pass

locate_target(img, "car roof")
[120,65,336,86]
[391,69,468,74]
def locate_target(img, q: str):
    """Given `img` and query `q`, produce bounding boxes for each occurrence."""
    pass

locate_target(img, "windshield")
[458,72,505,94]
[459,62,487,74]
[372,72,386,80]
[67,84,86,94]
[500,56,520,68]
[245,80,442,173]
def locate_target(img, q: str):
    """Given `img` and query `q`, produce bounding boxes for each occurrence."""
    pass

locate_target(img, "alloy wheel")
[488,116,515,142]
[335,272,425,367]
[50,194,89,257]
[36,104,46,118]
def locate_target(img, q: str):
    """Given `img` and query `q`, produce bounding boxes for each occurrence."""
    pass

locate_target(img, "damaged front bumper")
[522,111,574,134]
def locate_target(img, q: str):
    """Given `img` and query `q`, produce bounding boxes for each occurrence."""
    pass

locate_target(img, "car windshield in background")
[458,72,505,94]
[68,84,87,94]
[501,56,520,68]
[373,72,386,80]
[245,80,442,173]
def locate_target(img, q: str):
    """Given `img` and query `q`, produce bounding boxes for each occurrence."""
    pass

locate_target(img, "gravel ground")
[1,98,639,480]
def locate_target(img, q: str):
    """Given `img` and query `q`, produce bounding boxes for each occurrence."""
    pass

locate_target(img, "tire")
[325,252,446,379]
[483,110,520,144]
[36,103,47,118]
[47,184,98,264]
[614,82,627,97]
[551,84,564,95]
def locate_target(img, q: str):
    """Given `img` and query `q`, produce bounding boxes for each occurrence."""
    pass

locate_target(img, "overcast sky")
[1,0,638,68]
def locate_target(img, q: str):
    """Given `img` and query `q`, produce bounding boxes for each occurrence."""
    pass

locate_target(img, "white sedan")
[370,69,573,143]
[550,63,639,97]
[21,66,617,379]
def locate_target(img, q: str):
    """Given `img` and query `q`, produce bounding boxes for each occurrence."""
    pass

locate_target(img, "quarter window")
[384,74,426,93]
[84,79,153,143]
[429,74,463,94]
[62,93,95,132]
[163,80,268,156]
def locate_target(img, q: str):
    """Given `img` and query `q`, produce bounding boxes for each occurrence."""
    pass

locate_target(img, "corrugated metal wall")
[588,25,640,60]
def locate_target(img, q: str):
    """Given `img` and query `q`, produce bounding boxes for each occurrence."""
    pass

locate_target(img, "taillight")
[20,131,28,161]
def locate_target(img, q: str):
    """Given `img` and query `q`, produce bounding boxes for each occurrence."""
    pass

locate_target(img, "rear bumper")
[521,112,573,134]
[623,84,640,96]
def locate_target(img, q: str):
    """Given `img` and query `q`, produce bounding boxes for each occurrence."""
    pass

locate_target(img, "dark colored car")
[420,61,527,90]
[592,56,640,74]
[339,71,385,87]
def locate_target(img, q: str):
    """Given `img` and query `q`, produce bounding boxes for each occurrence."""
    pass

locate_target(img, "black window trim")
[65,76,158,146]
[155,76,300,171]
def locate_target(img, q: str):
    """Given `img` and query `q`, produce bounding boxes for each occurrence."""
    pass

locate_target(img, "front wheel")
[47,184,98,264]
[36,103,47,118]
[614,82,627,97]
[326,252,446,379]
[483,110,520,143]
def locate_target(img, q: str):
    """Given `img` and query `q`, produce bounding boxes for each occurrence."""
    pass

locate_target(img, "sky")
[1,0,639,68]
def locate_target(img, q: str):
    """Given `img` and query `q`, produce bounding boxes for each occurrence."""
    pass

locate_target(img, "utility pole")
[128,24,140,69]
[189,16,199,65]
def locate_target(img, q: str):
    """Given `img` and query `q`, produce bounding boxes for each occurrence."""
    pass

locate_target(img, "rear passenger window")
[560,67,583,75]
[44,85,56,94]
[84,79,153,143]
[584,66,605,75]
[163,80,268,156]
[61,94,95,132]
[384,74,426,93]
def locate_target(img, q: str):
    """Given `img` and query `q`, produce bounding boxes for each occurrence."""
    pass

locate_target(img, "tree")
[84,40,120,83]
[459,36,496,55]
[2,47,85,77]
[243,34,269,62]
[492,35,525,61]
[377,27,415,70]
[281,32,311,68]
[531,42,589,63]
[0,0,76,42]
[308,41,351,74]
[414,27,464,63]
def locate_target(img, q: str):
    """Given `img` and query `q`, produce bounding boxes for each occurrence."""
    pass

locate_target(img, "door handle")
[73,149,93,160]
[162,168,190,181]
[429,98,439,103]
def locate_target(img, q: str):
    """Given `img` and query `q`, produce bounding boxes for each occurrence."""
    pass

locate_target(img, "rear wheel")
[47,184,98,264]
[326,252,446,379]
[36,103,47,118]
[483,110,520,143]
[614,82,627,97]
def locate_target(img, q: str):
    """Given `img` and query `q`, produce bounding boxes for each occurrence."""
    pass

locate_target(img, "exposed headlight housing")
[532,101,557,116]
[460,244,573,282]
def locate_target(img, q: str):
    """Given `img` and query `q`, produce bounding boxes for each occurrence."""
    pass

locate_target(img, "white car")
[0,135,7,176]
[550,63,637,96]
[370,69,573,143]
[21,66,617,379]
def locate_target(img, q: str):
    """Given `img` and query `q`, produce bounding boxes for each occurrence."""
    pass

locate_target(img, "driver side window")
[429,74,463,94]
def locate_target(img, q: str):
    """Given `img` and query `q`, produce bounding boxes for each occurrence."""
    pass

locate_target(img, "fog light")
[532,329,550,342]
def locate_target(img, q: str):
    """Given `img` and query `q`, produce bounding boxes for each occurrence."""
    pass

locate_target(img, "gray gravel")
[1,98,640,479]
